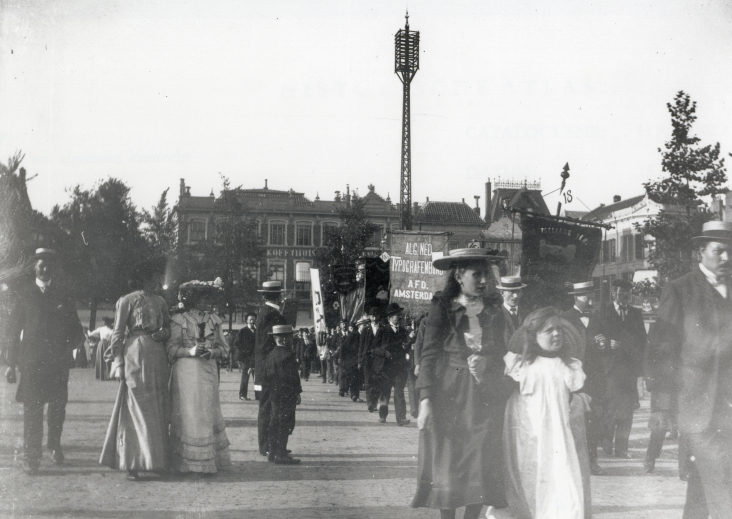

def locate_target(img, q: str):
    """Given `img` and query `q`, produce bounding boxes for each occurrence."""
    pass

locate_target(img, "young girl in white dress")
[502,306,587,519]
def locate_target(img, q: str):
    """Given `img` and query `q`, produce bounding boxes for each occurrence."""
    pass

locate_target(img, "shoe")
[259,450,269,457]
[410,410,418,419]
[339,393,345,397]
[644,459,655,474]
[397,419,411,426]
[680,473,689,481]
[126,470,140,481]
[305,378,309,382]
[274,455,301,465]
[615,451,632,459]
[267,452,276,463]
[322,380,327,384]
[590,461,605,476]
[378,416,386,423]
[239,396,245,400]
[51,448,64,465]
[368,404,376,413]
[22,459,39,475]
[352,398,364,403]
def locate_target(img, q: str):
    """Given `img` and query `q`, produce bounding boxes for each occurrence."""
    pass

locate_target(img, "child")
[263,325,302,465]
[503,307,588,519]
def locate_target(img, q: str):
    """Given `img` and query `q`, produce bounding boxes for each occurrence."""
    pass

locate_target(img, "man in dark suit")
[254,280,286,457]
[598,279,647,459]
[339,322,363,402]
[373,303,411,425]
[646,221,732,518]
[497,275,527,347]
[563,280,609,476]
[359,310,380,411]
[234,312,256,400]
[5,248,84,475]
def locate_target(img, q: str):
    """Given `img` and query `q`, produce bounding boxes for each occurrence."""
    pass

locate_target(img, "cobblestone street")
[0,368,686,519]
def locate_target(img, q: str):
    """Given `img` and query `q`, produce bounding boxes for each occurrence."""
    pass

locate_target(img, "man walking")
[5,248,84,475]
[599,279,646,459]
[254,281,286,457]
[234,312,256,401]
[497,275,527,346]
[339,322,362,402]
[646,221,732,518]
[373,303,410,425]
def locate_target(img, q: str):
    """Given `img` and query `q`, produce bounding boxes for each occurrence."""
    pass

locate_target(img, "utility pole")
[395,11,419,230]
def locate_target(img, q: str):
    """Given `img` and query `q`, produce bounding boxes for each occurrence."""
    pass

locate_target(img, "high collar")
[36,277,52,291]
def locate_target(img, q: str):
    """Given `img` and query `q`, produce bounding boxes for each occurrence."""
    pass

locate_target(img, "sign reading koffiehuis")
[266,248,317,258]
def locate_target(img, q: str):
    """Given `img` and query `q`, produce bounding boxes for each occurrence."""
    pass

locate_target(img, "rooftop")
[582,194,646,222]
[415,201,485,225]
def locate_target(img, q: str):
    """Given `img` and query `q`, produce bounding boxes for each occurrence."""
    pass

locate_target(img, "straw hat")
[269,325,298,335]
[258,280,283,293]
[31,248,57,261]
[432,248,502,270]
[692,221,732,244]
[567,281,597,295]
[496,275,527,291]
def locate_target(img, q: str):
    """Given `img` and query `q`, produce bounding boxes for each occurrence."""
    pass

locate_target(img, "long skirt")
[95,345,112,380]
[169,357,231,473]
[411,364,508,510]
[100,335,170,472]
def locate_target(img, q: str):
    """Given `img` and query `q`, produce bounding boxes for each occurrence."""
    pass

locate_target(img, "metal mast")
[395,11,419,230]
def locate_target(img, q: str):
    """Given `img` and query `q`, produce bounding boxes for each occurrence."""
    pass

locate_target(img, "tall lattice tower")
[395,11,419,230]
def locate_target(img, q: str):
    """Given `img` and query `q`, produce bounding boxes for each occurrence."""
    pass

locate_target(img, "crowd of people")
[4,219,732,519]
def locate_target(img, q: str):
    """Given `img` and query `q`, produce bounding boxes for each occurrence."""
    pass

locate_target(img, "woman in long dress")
[100,258,171,481]
[503,307,587,519]
[166,279,231,475]
[411,248,511,519]
[90,317,114,380]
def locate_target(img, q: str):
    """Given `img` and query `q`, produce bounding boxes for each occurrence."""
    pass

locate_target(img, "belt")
[129,330,153,338]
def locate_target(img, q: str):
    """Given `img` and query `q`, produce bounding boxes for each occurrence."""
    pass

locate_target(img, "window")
[448,240,459,251]
[189,219,207,243]
[268,262,285,283]
[295,262,312,299]
[635,233,645,260]
[296,222,312,246]
[321,221,339,243]
[368,226,384,248]
[621,234,634,263]
[602,239,616,264]
[269,221,286,245]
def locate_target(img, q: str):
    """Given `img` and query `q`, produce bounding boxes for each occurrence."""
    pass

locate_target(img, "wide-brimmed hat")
[432,248,502,270]
[496,275,526,291]
[693,221,732,244]
[356,317,370,326]
[258,280,283,293]
[269,324,298,335]
[31,248,57,261]
[568,281,597,295]
[178,278,223,301]
[385,302,404,316]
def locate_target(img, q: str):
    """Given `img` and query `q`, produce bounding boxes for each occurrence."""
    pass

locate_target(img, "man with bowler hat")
[373,302,411,425]
[496,275,527,346]
[254,280,286,457]
[234,312,256,400]
[5,248,84,475]
[599,278,646,459]
[563,280,609,476]
[646,221,732,518]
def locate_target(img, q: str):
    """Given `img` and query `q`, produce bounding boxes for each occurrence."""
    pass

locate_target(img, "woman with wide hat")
[166,278,231,475]
[411,248,511,519]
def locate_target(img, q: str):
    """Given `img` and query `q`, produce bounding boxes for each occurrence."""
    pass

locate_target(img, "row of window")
[600,234,644,264]
[187,219,399,247]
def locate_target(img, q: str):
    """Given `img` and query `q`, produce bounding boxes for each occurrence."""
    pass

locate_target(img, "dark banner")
[388,231,450,318]
[520,213,602,312]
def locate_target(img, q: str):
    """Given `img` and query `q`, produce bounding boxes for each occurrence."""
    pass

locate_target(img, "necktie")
[618,306,627,321]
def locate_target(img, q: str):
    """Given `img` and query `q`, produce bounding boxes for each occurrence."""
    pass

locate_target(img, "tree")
[0,151,32,282]
[316,194,380,293]
[639,91,729,283]
[50,178,148,329]
[140,188,178,255]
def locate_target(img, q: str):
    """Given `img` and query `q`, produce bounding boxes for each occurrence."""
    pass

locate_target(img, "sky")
[2,0,732,219]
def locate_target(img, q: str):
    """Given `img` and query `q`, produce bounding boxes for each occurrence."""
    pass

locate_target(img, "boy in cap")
[263,325,302,465]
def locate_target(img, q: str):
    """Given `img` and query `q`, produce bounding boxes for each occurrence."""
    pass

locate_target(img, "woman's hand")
[417,398,433,430]
[151,329,166,343]
[112,364,125,380]
[467,354,487,383]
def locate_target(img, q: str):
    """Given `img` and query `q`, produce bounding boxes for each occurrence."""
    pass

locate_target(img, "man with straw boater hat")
[496,275,527,346]
[646,220,732,518]
[262,325,302,465]
[563,280,609,477]
[373,302,411,425]
[253,280,287,457]
[5,248,84,475]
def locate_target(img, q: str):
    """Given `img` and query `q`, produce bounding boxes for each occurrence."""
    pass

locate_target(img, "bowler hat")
[496,275,526,291]
[432,248,502,270]
[31,248,57,261]
[568,281,597,295]
[269,325,298,335]
[692,221,732,244]
[178,278,223,302]
[258,280,283,293]
[385,302,404,316]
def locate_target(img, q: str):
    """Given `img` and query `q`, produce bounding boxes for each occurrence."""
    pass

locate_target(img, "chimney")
[180,179,186,197]
[485,180,492,223]
[346,184,351,206]
[413,201,419,214]
[462,198,465,204]
[334,190,341,202]
[613,195,621,203]
[474,195,481,216]
[186,187,191,196]
[426,197,429,202]
[264,179,268,190]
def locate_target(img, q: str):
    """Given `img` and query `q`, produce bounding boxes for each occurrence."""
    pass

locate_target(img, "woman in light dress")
[90,317,114,380]
[503,306,588,519]
[100,258,171,481]
[166,279,231,475]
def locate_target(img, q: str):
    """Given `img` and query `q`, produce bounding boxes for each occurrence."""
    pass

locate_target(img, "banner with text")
[520,212,602,311]
[388,231,450,317]
[309,268,327,344]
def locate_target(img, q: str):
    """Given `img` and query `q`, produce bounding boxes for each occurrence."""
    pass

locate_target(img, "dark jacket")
[372,324,409,378]
[339,330,360,370]
[9,278,83,401]
[234,326,256,366]
[562,306,610,402]
[254,303,286,382]
[263,345,302,397]
[646,267,732,434]
[599,303,647,378]
[501,306,523,347]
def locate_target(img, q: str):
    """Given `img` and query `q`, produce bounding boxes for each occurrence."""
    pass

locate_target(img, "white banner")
[309,268,327,339]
